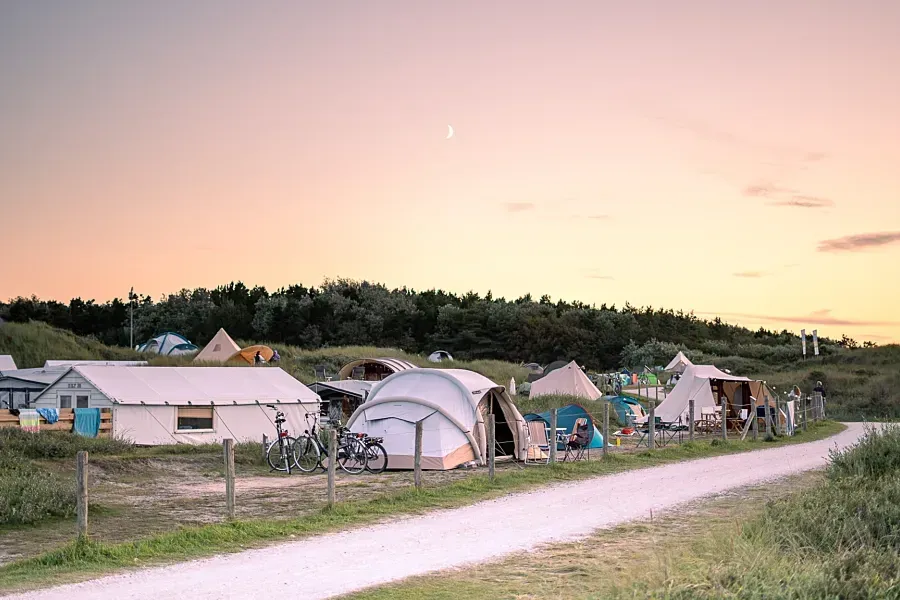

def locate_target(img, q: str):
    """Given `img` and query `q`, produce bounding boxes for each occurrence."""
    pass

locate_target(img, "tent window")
[76,395,89,408]
[213,344,221,352]
[60,395,72,409]
[177,407,214,430]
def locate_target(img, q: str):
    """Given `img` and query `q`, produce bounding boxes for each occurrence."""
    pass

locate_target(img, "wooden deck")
[0,408,112,436]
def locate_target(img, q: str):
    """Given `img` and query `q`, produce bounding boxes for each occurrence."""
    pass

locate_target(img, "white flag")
[801,329,807,356]
[813,330,819,356]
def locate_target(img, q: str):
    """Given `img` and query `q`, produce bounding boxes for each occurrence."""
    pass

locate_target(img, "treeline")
[0,279,833,369]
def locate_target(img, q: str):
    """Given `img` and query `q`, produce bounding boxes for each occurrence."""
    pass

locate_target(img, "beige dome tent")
[529,361,602,401]
[347,369,527,470]
[194,329,242,363]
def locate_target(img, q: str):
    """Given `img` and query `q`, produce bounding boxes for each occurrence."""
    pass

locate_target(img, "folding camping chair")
[563,418,592,461]
[350,366,365,380]
[524,420,551,464]
[314,364,331,381]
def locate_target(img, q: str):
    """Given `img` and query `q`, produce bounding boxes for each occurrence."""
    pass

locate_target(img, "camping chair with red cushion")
[563,418,593,462]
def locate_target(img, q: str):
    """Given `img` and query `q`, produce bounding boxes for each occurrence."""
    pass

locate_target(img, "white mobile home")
[33,366,320,445]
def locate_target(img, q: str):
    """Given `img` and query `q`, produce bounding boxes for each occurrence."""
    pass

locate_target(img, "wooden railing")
[0,408,112,437]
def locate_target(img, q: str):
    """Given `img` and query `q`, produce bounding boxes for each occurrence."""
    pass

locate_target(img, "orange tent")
[229,345,275,365]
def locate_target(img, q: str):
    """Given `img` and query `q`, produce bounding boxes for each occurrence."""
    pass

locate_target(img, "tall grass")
[0,321,142,368]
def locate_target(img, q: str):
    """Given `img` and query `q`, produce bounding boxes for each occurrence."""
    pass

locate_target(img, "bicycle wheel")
[364,442,388,474]
[292,435,321,473]
[267,436,297,472]
[337,437,368,474]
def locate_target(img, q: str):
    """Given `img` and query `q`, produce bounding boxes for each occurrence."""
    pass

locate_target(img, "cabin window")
[76,395,89,408]
[176,407,214,431]
[60,395,72,409]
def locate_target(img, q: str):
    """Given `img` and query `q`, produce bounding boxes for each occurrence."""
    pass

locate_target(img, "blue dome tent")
[136,332,199,356]
[608,395,647,426]
[523,403,603,449]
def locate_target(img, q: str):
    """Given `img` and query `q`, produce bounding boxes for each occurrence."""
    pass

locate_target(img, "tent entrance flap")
[478,391,516,457]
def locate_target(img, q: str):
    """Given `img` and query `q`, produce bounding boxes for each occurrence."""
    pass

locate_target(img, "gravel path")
[7,423,865,600]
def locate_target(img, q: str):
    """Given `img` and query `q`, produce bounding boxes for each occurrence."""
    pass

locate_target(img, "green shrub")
[0,450,75,525]
[0,428,133,459]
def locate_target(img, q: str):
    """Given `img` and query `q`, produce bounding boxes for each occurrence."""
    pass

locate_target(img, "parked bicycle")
[358,433,389,474]
[293,413,368,474]
[264,405,296,474]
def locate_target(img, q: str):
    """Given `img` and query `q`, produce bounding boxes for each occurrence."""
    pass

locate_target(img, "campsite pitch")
[3,423,866,600]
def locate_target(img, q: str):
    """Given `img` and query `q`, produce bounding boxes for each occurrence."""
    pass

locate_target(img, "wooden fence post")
[327,429,336,507]
[487,414,496,482]
[721,396,728,441]
[602,401,609,457]
[688,399,695,442]
[549,408,558,463]
[775,399,783,436]
[414,420,423,490]
[261,434,268,462]
[751,398,758,441]
[76,451,88,540]
[648,400,656,450]
[765,397,773,438]
[223,439,236,520]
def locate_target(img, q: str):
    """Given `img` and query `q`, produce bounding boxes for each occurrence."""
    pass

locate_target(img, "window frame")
[175,406,215,432]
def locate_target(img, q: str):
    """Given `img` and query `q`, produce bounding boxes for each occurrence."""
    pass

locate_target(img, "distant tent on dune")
[194,329,241,363]
[664,351,693,373]
[230,345,274,365]
[136,332,199,356]
[529,361,602,401]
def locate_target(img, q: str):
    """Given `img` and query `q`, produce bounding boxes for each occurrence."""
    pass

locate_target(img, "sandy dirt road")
[6,423,865,600]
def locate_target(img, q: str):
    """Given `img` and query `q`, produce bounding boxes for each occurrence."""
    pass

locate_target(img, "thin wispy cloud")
[742,182,796,198]
[696,309,898,328]
[818,231,900,252]
[502,202,536,213]
[583,269,614,280]
[733,271,766,278]
[769,195,834,208]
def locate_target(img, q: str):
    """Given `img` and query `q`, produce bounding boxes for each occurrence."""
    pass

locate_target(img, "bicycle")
[264,405,297,474]
[293,413,368,474]
[358,433,389,474]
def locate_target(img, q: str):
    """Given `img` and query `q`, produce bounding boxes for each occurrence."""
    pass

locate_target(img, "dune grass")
[0,421,843,593]
[0,321,142,368]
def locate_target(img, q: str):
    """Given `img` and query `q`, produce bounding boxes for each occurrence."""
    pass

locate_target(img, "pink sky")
[1,1,899,343]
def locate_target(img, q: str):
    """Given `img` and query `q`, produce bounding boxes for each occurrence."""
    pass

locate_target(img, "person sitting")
[271,349,281,363]
[254,350,264,365]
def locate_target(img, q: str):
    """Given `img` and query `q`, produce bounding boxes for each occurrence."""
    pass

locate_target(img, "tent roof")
[0,367,67,385]
[194,328,242,363]
[664,351,693,372]
[337,357,417,379]
[44,360,149,368]
[0,355,17,371]
[34,366,320,406]
[529,361,602,400]
[308,380,374,399]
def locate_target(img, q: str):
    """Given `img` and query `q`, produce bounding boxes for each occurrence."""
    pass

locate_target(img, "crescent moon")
[446,125,454,139]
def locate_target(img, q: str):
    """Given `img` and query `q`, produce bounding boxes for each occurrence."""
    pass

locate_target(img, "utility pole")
[128,287,135,349]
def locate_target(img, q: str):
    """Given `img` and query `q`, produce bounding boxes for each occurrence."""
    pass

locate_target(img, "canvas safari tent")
[194,328,242,363]
[347,368,527,470]
[529,360,602,401]
[644,364,781,425]
[337,358,417,381]
[33,366,320,445]
[664,351,693,373]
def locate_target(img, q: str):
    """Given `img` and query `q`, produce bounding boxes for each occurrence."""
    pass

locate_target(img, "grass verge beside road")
[0,421,844,594]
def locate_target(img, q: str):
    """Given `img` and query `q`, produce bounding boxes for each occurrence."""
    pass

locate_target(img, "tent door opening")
[480,393,515,457]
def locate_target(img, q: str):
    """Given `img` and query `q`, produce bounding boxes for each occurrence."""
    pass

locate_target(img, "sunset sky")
[1,1,898,343]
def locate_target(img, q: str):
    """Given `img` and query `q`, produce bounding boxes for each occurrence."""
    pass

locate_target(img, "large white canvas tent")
[33,366,320,445]
[193,328,242,363]
[664,351,693,373]
[528,360,602,401]
[347,369,527,470]
[645,364,780,424]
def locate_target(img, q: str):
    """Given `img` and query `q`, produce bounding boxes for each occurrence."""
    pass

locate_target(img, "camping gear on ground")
[18,409,40,432]
[73,408,101,437]
[35,407,59,424]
